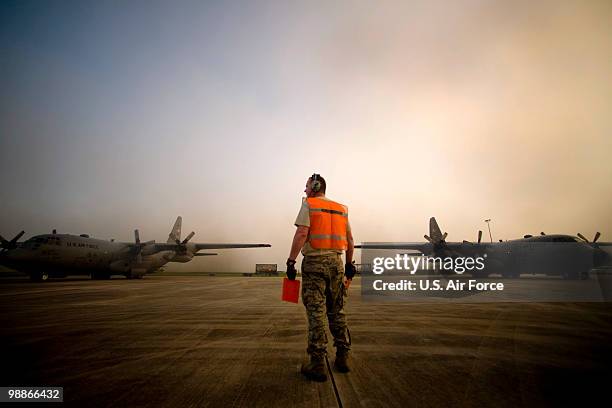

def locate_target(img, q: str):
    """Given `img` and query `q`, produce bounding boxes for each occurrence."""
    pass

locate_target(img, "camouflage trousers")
[301,254,350,359]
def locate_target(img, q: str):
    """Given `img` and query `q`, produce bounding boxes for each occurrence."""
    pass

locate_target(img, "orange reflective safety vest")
[306,197,348,250]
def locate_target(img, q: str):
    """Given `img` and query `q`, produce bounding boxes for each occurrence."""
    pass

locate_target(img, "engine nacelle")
[110,260,131,273]
[172,254,194,263]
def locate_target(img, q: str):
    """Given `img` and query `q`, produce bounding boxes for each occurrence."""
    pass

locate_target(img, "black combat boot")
[301,355,327,382]
[334,350,350,373]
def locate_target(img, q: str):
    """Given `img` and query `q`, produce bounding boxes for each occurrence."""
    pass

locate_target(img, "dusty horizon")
[1,0,611,271]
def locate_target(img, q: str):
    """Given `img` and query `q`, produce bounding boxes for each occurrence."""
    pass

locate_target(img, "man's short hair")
[310,174,326,194]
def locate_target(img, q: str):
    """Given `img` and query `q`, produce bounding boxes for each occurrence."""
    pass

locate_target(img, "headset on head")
[311,173,322,193]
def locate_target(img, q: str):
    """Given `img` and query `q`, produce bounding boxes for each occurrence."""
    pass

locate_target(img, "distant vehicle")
[357,217,611,279]
[254,264,278,276]
[0,217,271,281]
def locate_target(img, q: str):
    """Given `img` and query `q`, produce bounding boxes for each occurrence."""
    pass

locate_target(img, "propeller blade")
[11,231,25,243]
[134,229,140,245]
[181,231,195,245]
[577,233,589,242]
[478,230,482,244]
[1,231,25,249]
[594,232,601,243]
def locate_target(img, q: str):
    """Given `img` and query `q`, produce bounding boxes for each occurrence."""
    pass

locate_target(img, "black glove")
[345,261,356,280]
[286,259,297,280]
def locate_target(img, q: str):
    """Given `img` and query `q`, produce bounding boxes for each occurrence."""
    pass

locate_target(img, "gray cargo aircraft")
[357,217,611,279]
[0,217,270,281]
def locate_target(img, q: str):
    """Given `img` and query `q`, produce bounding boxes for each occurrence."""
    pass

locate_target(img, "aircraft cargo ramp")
[1,276,611,407]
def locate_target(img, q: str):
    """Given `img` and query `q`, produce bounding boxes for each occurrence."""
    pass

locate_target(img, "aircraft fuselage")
[0,234,172,278]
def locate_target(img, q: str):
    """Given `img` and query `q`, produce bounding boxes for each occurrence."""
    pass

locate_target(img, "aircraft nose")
[0,249,19,265]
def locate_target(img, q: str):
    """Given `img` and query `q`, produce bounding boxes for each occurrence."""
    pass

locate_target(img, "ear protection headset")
[311,173,322,193]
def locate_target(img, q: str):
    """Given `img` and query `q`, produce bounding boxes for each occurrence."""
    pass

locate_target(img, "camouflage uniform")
[301,254,350,359]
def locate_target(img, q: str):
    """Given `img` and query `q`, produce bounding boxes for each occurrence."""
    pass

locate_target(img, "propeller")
[174,231,196,254]
[577,232,601,243]
[463,231,484,245]
[180,231,195,246]
[0,231,25,251]
[131,229,154,263]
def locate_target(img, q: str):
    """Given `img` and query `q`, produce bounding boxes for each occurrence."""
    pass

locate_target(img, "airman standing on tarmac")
[287,174,356,382]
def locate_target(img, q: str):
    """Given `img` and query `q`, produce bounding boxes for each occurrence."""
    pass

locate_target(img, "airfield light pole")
[485,219,493,243]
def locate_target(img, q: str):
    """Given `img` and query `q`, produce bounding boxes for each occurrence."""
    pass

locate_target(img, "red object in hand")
[282,278,300,303]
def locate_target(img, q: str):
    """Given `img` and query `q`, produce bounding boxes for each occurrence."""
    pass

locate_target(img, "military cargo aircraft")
[357,217,611,279]
[0,217,271,281]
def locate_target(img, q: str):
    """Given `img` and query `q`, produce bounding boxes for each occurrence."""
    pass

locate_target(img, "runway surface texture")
[1,276,611,407]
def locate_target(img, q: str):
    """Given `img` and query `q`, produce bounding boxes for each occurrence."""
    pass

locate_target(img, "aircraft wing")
[153,243,271,252]
[356,242,497,253]
[193,243,271,250]
[356,243,431,252]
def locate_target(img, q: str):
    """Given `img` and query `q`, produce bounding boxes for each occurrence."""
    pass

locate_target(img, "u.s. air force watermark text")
[372,278,504,291]
[368,254,505,296]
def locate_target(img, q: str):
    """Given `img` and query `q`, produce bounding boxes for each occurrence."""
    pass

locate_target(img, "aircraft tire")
[580,269,590,280]
[91,271,111,280]
[561,270,580,280]
[502,268,520,279]
[30,271,49,282]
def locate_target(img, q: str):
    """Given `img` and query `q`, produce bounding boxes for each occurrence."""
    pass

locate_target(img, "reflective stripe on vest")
[307,197,348,250]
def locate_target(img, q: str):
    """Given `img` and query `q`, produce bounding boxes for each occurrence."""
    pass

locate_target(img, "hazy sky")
[1,0,611,271]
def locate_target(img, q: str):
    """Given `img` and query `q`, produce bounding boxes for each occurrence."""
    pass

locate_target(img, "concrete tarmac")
[1,276,611,407]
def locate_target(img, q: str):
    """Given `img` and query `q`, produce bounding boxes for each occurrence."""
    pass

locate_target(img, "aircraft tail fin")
[167,216,182,244]
[424,217,447,244]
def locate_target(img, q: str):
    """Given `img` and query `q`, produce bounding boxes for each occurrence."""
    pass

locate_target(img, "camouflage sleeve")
[294,199,310,227]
